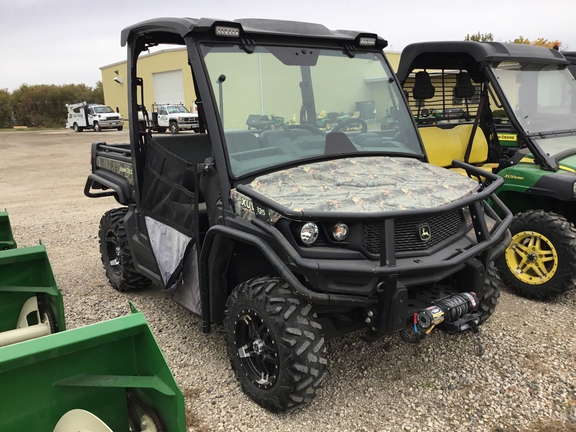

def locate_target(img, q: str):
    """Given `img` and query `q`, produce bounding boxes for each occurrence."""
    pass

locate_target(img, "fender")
[84,169,134,205]
[527,172,576,201]
[198,224,376,333]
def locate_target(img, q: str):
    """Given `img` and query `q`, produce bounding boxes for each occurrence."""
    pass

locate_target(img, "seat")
[225,132,260,154]
[412,71,435,100]
[419,124,495,175]
[454,72,476,99]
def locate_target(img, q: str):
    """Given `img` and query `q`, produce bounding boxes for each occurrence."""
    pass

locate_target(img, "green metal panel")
[0,244,66,333]
[0,211,16,250]
[497,132,518,147]
[0,307,186,432]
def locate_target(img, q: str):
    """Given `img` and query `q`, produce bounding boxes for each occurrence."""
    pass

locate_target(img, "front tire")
[224,277,326,412]
[98,208,151,292]
[117,126,123,131]
[476,263,501,324]
[497,210,576,300]
[94,122,102,132]
[169,122,179,134]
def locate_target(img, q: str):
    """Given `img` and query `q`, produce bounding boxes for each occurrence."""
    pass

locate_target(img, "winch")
[417,292,479,332]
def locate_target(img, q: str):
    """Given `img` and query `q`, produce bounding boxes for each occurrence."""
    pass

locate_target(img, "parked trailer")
[0,303,186,432]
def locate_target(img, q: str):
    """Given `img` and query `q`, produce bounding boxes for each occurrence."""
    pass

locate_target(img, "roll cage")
[396,41,572,172]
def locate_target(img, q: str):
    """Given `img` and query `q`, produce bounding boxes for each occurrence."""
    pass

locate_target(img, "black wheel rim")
[105,232,122,276]
[234,309,279,389]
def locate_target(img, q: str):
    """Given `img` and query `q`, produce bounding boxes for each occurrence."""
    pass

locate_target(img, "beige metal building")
[100,48,197,124]
[100,47,401,125]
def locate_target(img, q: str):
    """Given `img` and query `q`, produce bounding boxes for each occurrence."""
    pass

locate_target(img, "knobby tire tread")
[224,277,326,412]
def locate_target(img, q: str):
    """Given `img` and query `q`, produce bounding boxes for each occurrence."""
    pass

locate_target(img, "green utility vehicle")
[85,18,511,411]
[396,41,576,300]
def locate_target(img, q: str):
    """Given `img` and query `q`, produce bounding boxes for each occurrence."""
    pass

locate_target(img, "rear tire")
[73,123,83,132]
[224,277,326,412]
[98,208,151,292]
[496,210,576,300]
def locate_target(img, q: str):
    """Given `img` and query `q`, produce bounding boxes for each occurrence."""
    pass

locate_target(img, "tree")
[0,89,12,128]
[92,81,104,104]
[464,33,562,50]
[465,32,494,42]
[9,82,105,128]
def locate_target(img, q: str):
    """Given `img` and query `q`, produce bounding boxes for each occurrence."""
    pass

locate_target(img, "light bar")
[215,26,240,37]
[359,37,376,46]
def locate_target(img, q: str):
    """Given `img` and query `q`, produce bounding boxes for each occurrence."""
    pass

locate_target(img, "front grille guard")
[242,161,512,276]
[363,209,464,256]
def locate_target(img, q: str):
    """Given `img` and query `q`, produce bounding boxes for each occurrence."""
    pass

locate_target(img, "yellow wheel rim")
[505,230,558,285]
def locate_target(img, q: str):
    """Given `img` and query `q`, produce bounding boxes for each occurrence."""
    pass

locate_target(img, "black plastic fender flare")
[199,224,376,333]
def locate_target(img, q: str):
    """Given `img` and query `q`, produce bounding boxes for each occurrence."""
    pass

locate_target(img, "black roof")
[397,41,568,82]
[120,17,387,48]
[563,51,576,64]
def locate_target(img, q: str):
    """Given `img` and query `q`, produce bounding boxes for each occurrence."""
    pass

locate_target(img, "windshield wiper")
[527,129,576,139]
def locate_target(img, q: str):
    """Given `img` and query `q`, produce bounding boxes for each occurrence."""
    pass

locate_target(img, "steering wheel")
[331,118,368,134]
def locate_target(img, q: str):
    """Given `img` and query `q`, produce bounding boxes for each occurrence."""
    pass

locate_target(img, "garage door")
[152,70,185,104]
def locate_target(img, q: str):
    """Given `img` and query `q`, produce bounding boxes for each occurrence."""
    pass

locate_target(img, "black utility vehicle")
[85,18,511,411]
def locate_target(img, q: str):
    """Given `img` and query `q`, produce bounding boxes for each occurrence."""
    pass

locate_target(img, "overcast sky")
[1,0,575,92]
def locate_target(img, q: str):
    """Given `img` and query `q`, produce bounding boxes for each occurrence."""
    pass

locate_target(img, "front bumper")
[98,120,124,129]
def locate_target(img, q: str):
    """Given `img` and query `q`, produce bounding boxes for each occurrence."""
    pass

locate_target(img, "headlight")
[332,223,349,241]
[300,222,319,246]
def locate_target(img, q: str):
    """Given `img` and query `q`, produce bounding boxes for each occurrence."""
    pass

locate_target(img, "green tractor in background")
[396,42,576,300]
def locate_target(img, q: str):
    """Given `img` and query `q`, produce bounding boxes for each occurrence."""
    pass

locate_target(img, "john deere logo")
[419,225,431,242]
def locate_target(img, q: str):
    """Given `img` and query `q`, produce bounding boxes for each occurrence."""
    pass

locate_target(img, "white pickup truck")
[139,103,200,134]
[66,102,124,132]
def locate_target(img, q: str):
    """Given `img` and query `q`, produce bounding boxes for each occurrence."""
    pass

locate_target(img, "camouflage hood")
[231,156,479,219]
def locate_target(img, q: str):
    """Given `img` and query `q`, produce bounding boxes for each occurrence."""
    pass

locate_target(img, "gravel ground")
[2,129,576,432]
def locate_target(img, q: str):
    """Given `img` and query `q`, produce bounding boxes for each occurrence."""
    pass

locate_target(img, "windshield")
[167,105,190,114]
[492,62,576,157]
[201,44,422,177]
[94,106,114,114]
